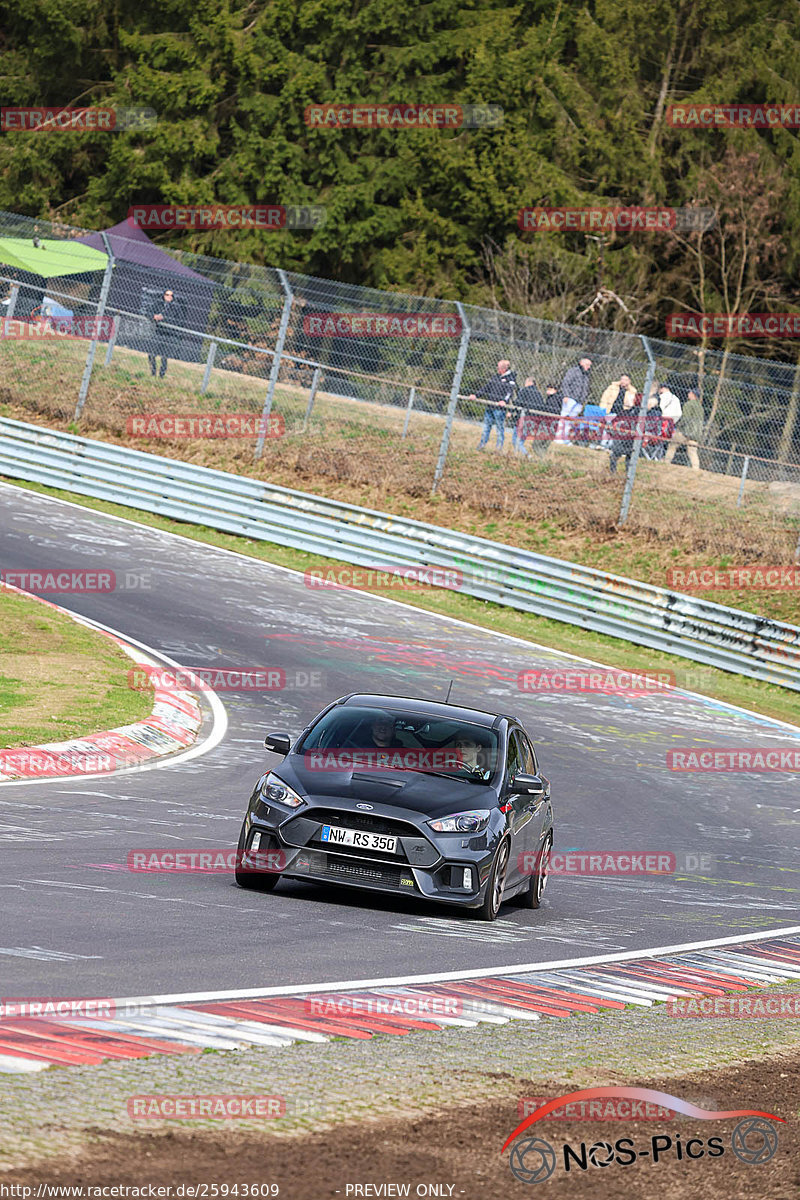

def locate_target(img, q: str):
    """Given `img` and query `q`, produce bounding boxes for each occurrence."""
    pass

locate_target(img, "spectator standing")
[657,382,682,424]
[608,391,643,475]
[599,373,636,414]
[512,376,543,455]
[598,373,634,450]
[643,389,665,459]
[554,356,592,444]
[147,288,187,378]
[471,359,517,451]
[664,388,703,470]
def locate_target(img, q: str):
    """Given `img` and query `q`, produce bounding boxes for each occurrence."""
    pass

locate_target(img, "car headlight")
[428,810,492,833]
[259,772,305,809]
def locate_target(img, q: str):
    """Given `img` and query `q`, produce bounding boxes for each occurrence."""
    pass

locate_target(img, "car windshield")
[296,705,498,784]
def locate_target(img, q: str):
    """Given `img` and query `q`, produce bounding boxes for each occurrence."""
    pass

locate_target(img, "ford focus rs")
[234,693,553,921]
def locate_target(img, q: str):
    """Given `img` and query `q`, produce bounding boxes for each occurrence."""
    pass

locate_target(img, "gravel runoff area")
[1,995,800,1199]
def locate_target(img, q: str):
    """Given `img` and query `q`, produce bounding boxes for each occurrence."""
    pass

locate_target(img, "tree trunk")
[777,350,800,466]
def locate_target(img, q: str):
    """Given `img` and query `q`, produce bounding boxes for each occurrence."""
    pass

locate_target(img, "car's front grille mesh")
[323,854,403,888]
[311,808,419,838]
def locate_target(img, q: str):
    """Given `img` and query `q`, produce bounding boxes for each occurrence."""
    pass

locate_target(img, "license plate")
[321,825,397,853]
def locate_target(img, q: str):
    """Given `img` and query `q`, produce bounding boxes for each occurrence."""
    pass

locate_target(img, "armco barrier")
[0,416,798,692]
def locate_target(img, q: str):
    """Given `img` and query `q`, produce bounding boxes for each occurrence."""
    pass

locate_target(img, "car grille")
[323,854,404,889]
[311,808,420,838]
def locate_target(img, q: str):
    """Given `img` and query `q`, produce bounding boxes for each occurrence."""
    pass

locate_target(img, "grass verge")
[3,475,799,730]
[0,586,153,749]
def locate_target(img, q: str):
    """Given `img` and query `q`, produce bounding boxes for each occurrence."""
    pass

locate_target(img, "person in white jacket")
[657,383,682,423]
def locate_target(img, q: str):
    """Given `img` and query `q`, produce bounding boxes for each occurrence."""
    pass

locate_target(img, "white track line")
[97,925,800,1011]
[2,483,799,989]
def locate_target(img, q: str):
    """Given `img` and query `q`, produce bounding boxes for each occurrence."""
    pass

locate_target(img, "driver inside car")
[367,715,396,748]
[451,732,490,777]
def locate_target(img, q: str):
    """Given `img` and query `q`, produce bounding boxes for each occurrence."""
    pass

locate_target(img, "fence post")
[618,335,656,525]
[737,455,750,507]
[431,305,470,494]
[103,313,120,366]
[254,269,293,460]
[74,231,114,420]
[401,386,416,438]
[302,366,321,431]
[200,340,218,395]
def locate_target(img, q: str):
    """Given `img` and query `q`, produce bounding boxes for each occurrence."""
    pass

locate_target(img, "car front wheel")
[475,839,510,921]
[521,832,552,910]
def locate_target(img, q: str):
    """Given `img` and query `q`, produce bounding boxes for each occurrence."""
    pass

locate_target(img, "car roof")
[337,693,521,730]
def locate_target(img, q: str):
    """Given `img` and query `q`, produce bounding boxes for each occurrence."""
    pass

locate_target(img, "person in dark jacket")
[555,356,592,443]
[471,359,517,451]
[643,389,666,459]
[542,384,563,414]
[512,376,544,455]
[608,392,643,474]
[147,288,187,378]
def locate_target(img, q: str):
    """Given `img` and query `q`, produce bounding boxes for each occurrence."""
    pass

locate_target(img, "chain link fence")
[1,208,799,544]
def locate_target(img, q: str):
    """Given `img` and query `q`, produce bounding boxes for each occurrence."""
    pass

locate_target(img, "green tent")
[0,236,108,278]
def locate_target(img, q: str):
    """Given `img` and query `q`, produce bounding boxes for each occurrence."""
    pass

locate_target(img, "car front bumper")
[241,805,501,909]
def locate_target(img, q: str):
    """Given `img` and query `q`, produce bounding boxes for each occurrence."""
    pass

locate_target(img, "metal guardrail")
[0,416,798,692]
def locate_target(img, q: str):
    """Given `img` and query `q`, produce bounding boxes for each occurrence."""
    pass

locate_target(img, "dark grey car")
[235,693,553,921]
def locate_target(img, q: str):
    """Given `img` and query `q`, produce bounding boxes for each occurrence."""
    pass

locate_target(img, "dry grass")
[1,337,798,627]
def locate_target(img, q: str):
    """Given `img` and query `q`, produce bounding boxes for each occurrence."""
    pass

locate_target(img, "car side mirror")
[511,773,545,797]
[264,732,291,756]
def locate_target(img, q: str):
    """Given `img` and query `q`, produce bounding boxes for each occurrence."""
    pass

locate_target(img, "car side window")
[504,731,523,788]
[518,731,538,775]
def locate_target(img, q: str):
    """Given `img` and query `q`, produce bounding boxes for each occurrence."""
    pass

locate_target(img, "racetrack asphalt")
[1,481,799,999]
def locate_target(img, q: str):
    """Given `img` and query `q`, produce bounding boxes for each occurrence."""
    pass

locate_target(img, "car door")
[516,729,551,861]
[502,729,533,887]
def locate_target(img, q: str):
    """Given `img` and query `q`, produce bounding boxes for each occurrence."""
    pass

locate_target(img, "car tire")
[475,839,510,922]
[521,832,552,910]
[234,821,279,892]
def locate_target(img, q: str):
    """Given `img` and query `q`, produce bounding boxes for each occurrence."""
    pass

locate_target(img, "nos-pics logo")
[502,1087,782,1183]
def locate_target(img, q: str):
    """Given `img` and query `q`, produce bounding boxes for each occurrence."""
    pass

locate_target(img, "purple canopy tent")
[75,218,215,362]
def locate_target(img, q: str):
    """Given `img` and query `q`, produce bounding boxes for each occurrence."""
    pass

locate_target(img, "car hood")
[276,757,497,818]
